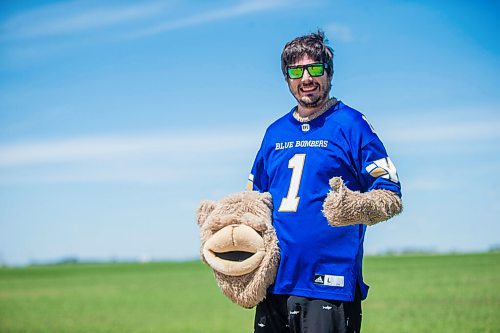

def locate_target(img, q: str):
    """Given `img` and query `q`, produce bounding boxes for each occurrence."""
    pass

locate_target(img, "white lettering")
[275,141,295,150]
[275,140,329,150]
[294,140,329,148]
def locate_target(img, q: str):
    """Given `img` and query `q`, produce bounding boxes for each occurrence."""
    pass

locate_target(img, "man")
[247,31,402,332]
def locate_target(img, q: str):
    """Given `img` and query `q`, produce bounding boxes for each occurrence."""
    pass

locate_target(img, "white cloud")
[126,0,291,39]
[0,130,260,167]
[1,0,293,41]
[1,1,171,40]
[0,130,262,185]
[383,120,500,143]
[0,0,297,65]
[0,162,240,185]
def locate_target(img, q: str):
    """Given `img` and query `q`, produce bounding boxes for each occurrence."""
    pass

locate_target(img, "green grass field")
[0,252,499,333]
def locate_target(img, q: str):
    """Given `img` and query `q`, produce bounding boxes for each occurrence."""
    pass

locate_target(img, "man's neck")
[293,98,337,123]
[297,105,322,118]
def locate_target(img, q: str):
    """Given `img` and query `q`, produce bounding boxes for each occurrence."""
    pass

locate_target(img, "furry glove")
[322,177,402,227]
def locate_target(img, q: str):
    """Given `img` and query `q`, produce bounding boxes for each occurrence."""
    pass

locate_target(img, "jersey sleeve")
[359,137,401,196]
[354,114,402,196]
[246,141,269,192]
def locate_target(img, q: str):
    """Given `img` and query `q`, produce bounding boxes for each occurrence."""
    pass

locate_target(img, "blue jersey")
[248,101,401,301]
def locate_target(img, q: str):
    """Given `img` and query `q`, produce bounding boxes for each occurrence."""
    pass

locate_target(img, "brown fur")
[196,191,279,308]
[322,177,402,226]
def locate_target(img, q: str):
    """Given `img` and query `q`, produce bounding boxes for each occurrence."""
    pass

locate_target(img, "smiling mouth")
[300,84,318,93]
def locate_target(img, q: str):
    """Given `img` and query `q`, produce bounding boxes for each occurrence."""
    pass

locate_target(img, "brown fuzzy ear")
[259,192,273,210]
[196,200,217,227]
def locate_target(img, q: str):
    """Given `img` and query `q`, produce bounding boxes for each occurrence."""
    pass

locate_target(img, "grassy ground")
[0,252,498,332]
[362,253,500,333]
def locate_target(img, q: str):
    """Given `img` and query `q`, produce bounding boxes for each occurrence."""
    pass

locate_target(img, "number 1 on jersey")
[278,154,306,212]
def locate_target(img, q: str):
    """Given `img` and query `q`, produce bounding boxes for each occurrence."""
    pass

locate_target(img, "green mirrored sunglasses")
[287,63,328,79]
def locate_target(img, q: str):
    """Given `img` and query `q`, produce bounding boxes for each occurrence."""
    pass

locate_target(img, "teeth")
[301,86,317,92]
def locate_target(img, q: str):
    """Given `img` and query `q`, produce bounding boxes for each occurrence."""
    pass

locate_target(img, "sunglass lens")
[288,67,304,79]
[307,64,324,77]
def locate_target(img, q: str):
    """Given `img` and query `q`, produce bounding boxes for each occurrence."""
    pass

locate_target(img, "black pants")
[254,291,362,333]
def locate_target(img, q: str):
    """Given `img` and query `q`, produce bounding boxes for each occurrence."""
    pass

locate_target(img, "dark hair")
[281,30,334,79]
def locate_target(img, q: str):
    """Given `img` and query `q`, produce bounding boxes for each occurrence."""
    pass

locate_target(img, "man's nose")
[301,69,313,82]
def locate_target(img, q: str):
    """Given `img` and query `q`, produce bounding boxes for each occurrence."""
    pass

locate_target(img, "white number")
[278,154,306,212]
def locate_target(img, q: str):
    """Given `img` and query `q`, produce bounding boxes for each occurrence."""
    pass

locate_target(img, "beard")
[294,81,331,109]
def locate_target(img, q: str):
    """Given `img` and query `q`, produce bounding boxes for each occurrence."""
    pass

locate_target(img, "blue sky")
[1,0,499,266]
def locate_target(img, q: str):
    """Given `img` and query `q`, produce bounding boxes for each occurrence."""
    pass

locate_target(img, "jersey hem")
[269,287,356,302]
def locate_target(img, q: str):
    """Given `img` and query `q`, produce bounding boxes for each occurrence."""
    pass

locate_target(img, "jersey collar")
[292,98,338,123]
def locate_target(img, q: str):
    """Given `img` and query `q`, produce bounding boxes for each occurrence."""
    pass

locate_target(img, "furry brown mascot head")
[196,191,280,308]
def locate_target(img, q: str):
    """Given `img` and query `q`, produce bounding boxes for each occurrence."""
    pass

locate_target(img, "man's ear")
[196,200,217,226]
